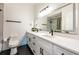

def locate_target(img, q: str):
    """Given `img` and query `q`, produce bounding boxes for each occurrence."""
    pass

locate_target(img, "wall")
[3,3,35,50]
[75,3,79,34]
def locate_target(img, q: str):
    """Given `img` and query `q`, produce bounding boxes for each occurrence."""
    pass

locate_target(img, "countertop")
[26,31,79,54]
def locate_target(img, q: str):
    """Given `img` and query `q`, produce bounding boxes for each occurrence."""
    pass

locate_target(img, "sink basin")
[37,31,49,35]
[42,34,53,38]
[36,31,54,38]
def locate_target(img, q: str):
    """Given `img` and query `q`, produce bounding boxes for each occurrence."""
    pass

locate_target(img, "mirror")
[35,4,75,34]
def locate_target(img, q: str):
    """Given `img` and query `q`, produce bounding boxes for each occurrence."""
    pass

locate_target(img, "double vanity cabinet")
[26,31,78,55]
[26,32,53,55]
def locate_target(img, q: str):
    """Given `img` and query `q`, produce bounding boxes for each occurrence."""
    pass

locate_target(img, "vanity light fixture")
[38,5,53,18]
[40,6,49,13]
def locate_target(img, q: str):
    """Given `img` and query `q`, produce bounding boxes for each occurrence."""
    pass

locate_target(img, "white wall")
[3,3,35,50]
[75,4,79,34]
[3,3,35,38]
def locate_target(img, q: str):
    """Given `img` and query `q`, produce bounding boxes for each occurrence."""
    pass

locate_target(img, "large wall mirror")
[36,3,75,34]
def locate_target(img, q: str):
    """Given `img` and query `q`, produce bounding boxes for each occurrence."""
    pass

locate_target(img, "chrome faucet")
[49,29,53,36]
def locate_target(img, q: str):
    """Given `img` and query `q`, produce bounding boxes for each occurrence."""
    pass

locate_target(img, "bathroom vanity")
[26,3,79,55]
[26,31,79,55]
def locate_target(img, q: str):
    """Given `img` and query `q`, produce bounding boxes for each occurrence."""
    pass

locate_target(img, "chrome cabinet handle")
[33,42,35,45]
[29,38,31,41]
[0,9,2,11]
[33,37,36,39]
[40,48,43,55]
[33,50,36,53]
[61,53,64,55]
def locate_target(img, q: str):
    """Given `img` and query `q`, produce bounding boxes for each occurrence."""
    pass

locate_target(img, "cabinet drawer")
[38,37,52,48]
[38,41,53,55]
[54,45,76,55]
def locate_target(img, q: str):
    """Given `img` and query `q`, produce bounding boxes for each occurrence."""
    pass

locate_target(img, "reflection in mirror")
[47,13,62,32]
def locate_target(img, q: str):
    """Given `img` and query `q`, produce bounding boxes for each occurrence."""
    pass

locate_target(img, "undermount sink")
[42,34,53,38]
[36,31,54,38]
[42,34,52,38]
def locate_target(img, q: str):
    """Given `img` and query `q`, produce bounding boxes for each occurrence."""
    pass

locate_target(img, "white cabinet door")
[31,36,39,55]
[39,45,52,55]
[27,33,39,55]
[27,33,33,50]
[54,45,76,55]
[37,38,53,55]
[62,4,75,32]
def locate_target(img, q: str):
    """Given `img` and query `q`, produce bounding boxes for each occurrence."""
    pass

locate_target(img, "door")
[0,3,3,52]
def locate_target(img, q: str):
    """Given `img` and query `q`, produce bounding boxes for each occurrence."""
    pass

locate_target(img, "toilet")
[9,33,20,55]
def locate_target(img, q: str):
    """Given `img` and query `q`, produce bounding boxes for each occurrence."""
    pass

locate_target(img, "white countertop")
[26,31,79,54]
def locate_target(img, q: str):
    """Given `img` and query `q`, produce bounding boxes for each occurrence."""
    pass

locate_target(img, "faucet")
[50,29,53,36]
